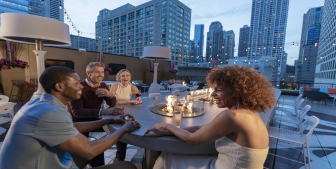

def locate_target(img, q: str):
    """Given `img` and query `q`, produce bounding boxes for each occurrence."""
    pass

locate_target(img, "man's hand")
[96,88,114,98]
[101,107,124,115]
[121,121,141,133]
[112,114,135,123]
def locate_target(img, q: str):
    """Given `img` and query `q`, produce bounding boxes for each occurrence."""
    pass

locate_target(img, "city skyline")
[64,0,324,65]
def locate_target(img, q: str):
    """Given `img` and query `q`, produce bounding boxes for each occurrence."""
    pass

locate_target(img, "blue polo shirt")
[0,93,79,169]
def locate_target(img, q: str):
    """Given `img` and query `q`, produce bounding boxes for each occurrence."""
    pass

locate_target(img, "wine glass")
[135,91,142,100]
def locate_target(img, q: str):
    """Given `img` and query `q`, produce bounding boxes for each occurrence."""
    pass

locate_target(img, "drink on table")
[173,111,182,128]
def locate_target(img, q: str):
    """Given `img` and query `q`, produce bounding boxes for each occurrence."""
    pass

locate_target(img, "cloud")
[191,3,251,19]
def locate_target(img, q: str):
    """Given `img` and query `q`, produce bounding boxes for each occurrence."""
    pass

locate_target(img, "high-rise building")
[45,0,64,22]
[205,21,224,66]
[95,0,191,66]
[314,0,336,86]
[64,35,96,51]
[296,7,323,83]
[0,0,64,22]
[223,30,235,59]
[298,7,323,63]
[247,0,289,81]
[193,24,204,63]
[238,25,249,57]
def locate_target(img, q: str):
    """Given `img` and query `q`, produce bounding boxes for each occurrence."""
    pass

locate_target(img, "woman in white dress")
[110,69,142,105]
[143,65,277,169]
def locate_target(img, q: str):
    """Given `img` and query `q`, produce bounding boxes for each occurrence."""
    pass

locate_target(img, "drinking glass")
[173,104,183,128]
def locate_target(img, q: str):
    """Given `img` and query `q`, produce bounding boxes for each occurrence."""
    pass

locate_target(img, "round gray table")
[103,89,281,168]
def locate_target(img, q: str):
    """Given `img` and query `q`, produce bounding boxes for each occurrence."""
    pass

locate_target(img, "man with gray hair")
[68,62,127,167]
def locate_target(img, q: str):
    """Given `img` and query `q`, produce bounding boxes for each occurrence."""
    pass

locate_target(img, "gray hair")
[86,62,105,73]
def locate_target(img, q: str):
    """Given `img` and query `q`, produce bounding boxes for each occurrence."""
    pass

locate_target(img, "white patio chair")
[272,105,311,129]
[277,94,302,107]
[267,116,320,169]
[0,95,17,118]
[0,95,9,102]
[274,98,306,117]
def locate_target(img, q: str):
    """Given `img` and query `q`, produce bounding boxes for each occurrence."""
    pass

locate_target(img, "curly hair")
[206,65,276,113]
[116,69,131,83]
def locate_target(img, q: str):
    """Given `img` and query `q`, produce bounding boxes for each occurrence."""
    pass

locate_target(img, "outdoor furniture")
[272,105,311,129]
[9,80,25,102]
[22,81,38,105]
[303,91,330,104]
[0,95,17,118]
[103,89,281,169]
[142,85,149,93]
[267,116,320,169]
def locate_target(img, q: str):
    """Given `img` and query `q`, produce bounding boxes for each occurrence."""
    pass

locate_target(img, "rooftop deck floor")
[0,94,335,169]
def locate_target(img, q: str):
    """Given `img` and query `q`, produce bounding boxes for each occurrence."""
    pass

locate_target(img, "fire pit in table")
[149,95,205,117]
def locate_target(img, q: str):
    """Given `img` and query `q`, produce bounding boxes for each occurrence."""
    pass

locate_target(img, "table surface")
[103,89,281,154]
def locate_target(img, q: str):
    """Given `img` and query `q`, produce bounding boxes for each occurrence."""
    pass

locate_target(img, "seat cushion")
[304,87,312,91]
[320,88,328,93]
[328,88,336,94]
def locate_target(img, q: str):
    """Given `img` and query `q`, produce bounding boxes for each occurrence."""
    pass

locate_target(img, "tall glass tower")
[247,0,289,80]
[0,0,64,22]
[193,24,204,63]
[205,21,224,65]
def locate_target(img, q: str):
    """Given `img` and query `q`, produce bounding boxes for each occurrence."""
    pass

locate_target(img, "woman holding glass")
[110,69,142,105]
[143,65,277,169]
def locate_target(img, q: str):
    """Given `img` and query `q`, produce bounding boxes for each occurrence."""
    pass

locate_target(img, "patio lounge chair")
[303,91,330,104]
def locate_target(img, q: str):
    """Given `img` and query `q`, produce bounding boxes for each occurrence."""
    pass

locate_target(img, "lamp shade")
[0,13,71,46]
[140,46,171,60]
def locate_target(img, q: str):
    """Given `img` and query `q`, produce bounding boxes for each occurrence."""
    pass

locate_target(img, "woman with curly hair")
[143,65,277,169]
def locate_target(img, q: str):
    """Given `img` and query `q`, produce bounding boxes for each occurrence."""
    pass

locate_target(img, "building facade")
[205,21,224,66]
[296,6,323,83]
[95,0,191,66]
[238,25,249,57]
[63,35,96,51]
[0,0,64,22]
[218,56,278,82]
[298,7,323,63]
[247,0,289,81]
[193,24,204,62]
[45,0,64,22]
[223,30,235,59]
[314,0,336,86]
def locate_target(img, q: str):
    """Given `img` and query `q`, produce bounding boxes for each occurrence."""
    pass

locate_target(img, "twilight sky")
[64,0,325,65]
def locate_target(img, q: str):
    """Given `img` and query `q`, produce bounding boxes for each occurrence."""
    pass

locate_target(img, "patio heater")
[0,13,71,100]
[140,46,170,94]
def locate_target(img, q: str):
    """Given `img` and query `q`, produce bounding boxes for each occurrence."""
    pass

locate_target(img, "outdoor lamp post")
[0,13,71,100]
[140,46,170,94]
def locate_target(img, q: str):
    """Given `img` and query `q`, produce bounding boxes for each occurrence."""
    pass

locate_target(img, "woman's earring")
[235,102,240,109]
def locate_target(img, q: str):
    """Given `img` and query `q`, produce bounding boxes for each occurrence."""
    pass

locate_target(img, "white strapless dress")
[153,136,269,169]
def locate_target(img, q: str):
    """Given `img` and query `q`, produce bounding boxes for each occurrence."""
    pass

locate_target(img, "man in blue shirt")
[0,66,139,169]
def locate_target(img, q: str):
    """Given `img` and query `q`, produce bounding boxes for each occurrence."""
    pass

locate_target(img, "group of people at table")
[0,61,277,169]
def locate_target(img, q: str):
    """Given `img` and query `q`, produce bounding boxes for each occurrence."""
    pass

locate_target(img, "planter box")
[0,68,30,97]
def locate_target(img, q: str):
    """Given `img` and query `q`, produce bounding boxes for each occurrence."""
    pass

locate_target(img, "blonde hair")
[116,69,131,82]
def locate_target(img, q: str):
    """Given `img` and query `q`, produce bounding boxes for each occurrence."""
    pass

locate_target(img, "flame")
[166,95,174,113]
[187,102,193,113]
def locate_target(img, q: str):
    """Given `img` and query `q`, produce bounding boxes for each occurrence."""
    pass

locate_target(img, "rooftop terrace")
[0,94,335,169]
